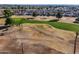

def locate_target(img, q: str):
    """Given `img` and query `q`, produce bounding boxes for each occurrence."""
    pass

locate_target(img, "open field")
[0,16,79,54]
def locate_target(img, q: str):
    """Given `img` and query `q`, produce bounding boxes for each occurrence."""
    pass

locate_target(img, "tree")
[3,9,13,25]
[73,17,79,54]
[3,9,13,18]
[5,18,13,25]
[74,17,79,23]
[47,12,50,16]
[21,42,24,54]
[74,32,78,54]
[32,12,37,17]
[56,12,63,21]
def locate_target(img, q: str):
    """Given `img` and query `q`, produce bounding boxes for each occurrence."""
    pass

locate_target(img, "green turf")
[49,22,79,32]
[12,18,79,32]
[13,18,47,24]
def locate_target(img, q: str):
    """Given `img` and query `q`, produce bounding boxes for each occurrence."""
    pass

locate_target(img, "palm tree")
[21,42,24,54]
[74,32,78,54]
[73,17,79,54]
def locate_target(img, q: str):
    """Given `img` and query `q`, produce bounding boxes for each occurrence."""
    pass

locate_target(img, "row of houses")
[0,5,79,17]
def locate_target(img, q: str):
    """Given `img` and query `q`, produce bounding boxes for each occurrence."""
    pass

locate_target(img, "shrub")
[48,19,59,22]
[5,18,13,25]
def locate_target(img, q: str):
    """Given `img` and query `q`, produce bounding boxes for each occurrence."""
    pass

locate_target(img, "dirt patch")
[0,24,76,54]
[23,43,63,54]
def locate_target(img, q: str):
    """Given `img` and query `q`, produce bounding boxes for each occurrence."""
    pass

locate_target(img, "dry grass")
[0,18,5,25]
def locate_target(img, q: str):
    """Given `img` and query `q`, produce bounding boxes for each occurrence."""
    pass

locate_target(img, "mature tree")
[5,18,13,25]
[74,17,79,23]
[32,12,37,17]
[3,9,13,25]
[56,12,63,21]
[47,12,50,16]
[3,9,13,18]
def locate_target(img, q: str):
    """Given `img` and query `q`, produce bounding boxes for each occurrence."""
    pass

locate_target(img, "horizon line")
[0,4,79,5]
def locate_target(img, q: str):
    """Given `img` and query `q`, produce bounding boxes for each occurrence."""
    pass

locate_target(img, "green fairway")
[49,22,79,32]
[12,18,79,32]
[13,18,47,24]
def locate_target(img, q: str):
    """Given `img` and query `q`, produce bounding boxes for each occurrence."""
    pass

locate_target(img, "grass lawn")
[49,22,79,32]
[12,18,79,32]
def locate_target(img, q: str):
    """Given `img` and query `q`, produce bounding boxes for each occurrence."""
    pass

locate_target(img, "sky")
[0,0,79,5]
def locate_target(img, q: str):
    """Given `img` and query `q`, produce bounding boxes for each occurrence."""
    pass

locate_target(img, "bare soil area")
[0,24,77,54]
[0,16,78,54]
